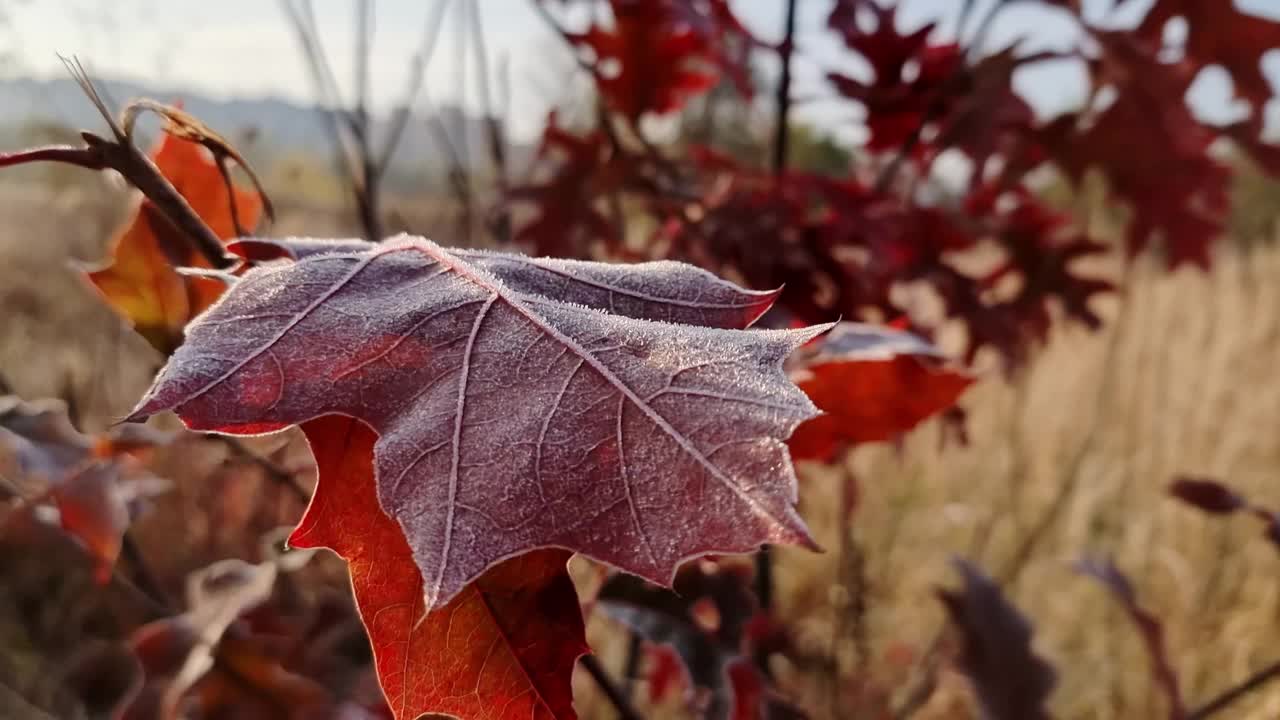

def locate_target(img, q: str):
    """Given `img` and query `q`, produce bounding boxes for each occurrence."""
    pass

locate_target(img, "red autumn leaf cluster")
[514,0,1280,369]
[558,0,753,120]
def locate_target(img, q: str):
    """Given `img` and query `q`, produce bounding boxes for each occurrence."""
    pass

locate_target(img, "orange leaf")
[88,132,261,353]
[52,462,129,584]
[788,323,973,461]
[289,415,588,720]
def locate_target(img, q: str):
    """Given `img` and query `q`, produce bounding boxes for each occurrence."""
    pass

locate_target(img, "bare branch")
[377,0,453,173]
[0,58,234,269]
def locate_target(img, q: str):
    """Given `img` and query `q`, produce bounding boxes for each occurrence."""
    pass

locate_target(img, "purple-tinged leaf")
[937,558,1056,720]
[1169,476,1247,515]
[228,235,781,329]
[129,235,826,609]
[1167,475,1280,553]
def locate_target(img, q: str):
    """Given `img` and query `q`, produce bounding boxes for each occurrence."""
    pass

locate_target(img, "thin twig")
[756,0,800,611]
[1188,657,1280,719]
[0,58,235,269]
[279,0,382,240]
[378,0,452,173]
[219,436,309,503]
[581,654,643,720]
[120,533,176,614]
[467,0,510,242]
[771,0,799,179]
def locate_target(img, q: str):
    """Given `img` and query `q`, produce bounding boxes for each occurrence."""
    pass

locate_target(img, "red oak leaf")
[787,323,973,462]
[129,235,825,609]
[289,415,585,720]
[1040,31,1229,268]
[975,188,1113,351]
[508,117,621,257]
[827,1,961,151]
[1139,0,1280,110]
[937,47,1044,183]
[565,0,744,119]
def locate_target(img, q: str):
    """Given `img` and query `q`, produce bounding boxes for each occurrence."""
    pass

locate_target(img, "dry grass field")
[3,176,1280,719]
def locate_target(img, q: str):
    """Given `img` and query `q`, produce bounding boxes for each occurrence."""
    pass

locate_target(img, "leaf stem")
[771,0,799,179]
[1189,657,1280,719]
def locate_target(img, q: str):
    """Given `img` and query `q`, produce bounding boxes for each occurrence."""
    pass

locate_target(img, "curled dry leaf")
[787,323,973,461]
[129,234,826,610]
[86,131,263,353]
[1167,475,1280,550]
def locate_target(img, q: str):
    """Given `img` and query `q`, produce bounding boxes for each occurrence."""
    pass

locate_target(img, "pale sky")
[4,0,1279,142]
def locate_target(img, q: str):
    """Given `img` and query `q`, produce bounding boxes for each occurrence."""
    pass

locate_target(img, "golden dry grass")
[3,181,1280,718]
[770,247,1280,719]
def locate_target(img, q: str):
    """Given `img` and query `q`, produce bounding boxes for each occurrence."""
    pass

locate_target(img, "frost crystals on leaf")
[130,235,827,609]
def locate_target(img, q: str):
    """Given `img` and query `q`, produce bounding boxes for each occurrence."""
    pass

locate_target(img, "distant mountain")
[0,75,531,186]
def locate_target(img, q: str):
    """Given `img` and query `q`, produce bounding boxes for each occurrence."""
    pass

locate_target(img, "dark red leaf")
[565,0,750,119]
[1139,0,1280,110]
[1168,476,1248,515]
[508,117,622,257]
[1039,32,1230,269]
[827,2,961,152]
